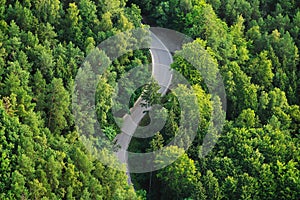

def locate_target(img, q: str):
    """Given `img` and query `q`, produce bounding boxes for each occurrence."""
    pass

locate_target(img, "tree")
[95,76,114,127]
[222,61,258,118]
[193,84,212,131]
[171,54,203,85]
[288,105,300,135]
[185,4,234,63]
[247,51,274,89]
[237,173,259,199]
[141,79,161,108]
[291,11,300,47]
[236,109,259,128]
[29,179,47,199]
[100,12,113,31]
[6,1,38,32]
[148,132,164,151]
[78,0,101,36]
[118,13,134,31]
[164,109,179,141]
[10,170,28,199]
[32,70,47,113]
[84,37,95,55]
[28,43,54,82]
[47,78,70,134]
[125,4,142,27]
[267,30,299,104]
[230,15,250,64]
[155,146,204,199]
[2,60,34,120]
[275,160,300,199]
[203,170,221,200]
[257,164,276,199]
[221,176,238,200]
[32,0,61,24]
[62,2,83,46]
[0,0,5,20]
[45,155,61,190]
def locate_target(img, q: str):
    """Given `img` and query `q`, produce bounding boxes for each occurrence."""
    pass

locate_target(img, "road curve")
[114,30,173,185]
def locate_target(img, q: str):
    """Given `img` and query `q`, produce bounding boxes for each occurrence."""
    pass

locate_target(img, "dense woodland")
[0,0,299,199]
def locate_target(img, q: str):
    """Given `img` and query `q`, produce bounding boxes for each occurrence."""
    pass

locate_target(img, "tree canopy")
[1,0,300,199]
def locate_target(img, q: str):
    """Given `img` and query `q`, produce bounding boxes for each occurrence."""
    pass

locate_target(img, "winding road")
[114,29,173,184]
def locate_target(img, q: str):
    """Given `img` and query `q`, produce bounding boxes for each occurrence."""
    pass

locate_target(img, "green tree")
[10,170,28,199]
[275,160,300,199]
[148,132,164,151]
[28,43,54,82]
[29,179,47,199]
[155,146,205,199]
[230,15,250,64]
[141,79,161,108]
[221,176,238,200]
[32,0,61,24]
[62,2,83,46]
[257,164,276,199]
[47,78,70,134]
[6,1,38,32]
[247,51,274,89]
[222,61,258,118]
[236,108,259,128]
[95,76,114,127]
[78,0,101,36]
[100,12,113,31]
[32,70,46,113]
[203,170,221,200]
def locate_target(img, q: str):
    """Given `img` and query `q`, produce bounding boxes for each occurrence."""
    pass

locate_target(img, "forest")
[0,0,299,199]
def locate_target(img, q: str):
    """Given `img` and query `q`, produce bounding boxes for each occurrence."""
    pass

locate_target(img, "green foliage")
[202,170,221,200]
[95,76,114,127]
[46,78,70,134]
[129,0,300,199]
[141,78,161,108]
[0,0,144,199]
[155,146,204,199]
[236,108,259,128]
[1,0,300,199]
